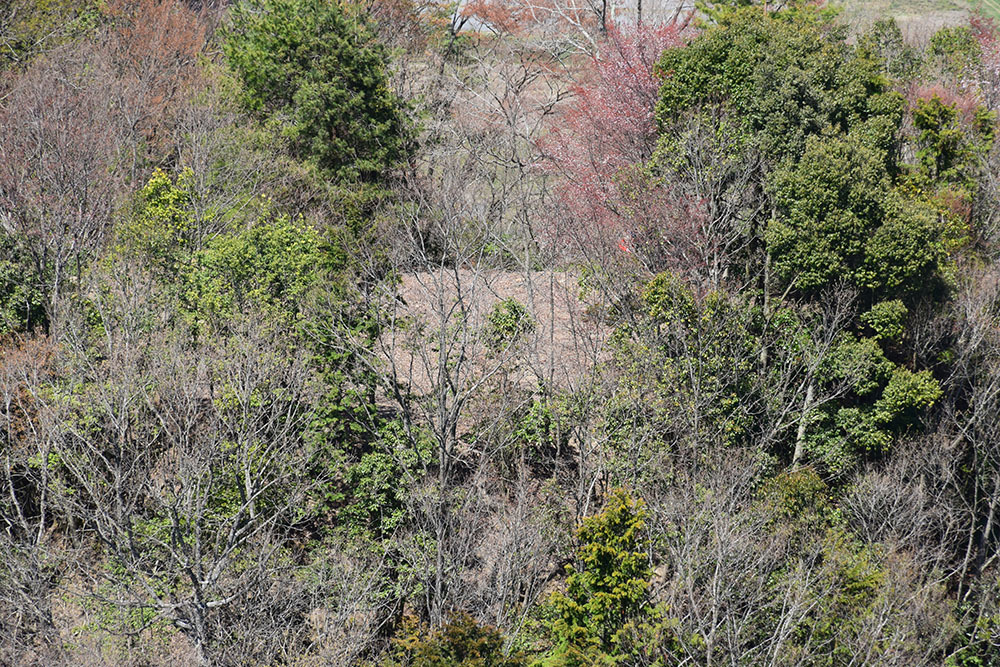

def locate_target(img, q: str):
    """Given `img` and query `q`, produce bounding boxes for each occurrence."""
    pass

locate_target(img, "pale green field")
[973,0,1000,19]
[832,0,988,39]
[835,0,997,17]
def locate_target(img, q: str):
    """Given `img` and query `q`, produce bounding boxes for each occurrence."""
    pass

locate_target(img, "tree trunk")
[792,380,814,469]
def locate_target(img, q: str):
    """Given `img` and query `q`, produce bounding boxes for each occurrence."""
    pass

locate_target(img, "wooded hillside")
[3,0,1000,664]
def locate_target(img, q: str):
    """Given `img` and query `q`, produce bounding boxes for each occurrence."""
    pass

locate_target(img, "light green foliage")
[86,564,175,662]
[640,272,696,323]
[911,94,994,190]
[222,0,412,180]
[341,449,407,536]
[653,7,978,474]
[509,395,576,474]
[767,133,963,298]
[766,135,889,292]
[948,599,1000,667]
[658,6,970,307]
[114,169,370,343]
[181,210,330,330]
[833,406,892,456]
[821,335,894,397]
[791,530,890,663]
[0,0,98,69]
[697,0,834,21]
[116,168,196,278]
[384,613,527,667]
[806,336,895,473]
[175,199,395,541]
[872,367,942,427]
[760,467,831,526]
[860,19,921,81]
[539,489,652,665]
[916,95,967,182]
[329,419,432,540]
[762,479,913,661]
[109,169,398,546]
[622,274,755,451]
[603,279,745,482]
[862,197,964,294]
[806,337,942,473]
[485,298,535,351]
[600,275,768,485]
[302,296,395,541]
[756,491,955,665]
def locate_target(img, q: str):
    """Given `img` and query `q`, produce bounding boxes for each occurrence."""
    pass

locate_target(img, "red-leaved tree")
[539,22,715,280]
[970,15,1000,112]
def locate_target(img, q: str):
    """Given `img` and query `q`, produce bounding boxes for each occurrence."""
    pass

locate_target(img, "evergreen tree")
[223,0,413,180]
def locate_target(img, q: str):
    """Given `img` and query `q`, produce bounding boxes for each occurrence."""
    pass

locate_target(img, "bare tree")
[322,16,582,632]
[0,0,205,331]
[0,335,71,666]
[933,267,1000,655]
[29,269,321,664]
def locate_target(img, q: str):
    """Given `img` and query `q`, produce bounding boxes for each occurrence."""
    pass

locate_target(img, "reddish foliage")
[543,23,682,181]
[0,336,54,454]
[540,22,711,275]
[910,83,983,122]
[0,0,206,321]
[937,186,973,222]
[462,0,530,35]
[359,0,428,51]
[968,15,1000,111]
[101,0,207,150]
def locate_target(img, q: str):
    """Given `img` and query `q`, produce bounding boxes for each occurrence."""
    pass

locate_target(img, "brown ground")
[381,269,611,397]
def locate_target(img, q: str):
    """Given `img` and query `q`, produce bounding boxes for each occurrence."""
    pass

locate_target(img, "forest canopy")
[3,0,1000,665]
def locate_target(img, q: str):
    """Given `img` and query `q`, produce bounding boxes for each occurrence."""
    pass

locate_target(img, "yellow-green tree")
[540,490,652,666]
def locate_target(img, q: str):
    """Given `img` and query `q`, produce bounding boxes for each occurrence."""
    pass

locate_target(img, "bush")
[484,298,534,352]
[385,613,526,667]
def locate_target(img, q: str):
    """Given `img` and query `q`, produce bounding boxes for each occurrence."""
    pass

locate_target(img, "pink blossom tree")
[539,22,720,282]
[970,15,1000,112]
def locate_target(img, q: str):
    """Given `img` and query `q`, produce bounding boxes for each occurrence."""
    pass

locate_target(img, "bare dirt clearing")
[381,269,612,396]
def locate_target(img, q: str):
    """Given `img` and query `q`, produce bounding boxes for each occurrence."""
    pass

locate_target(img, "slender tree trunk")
[760,252,771,368]
[958,476,981,603]
[975,471,1000,578]
[792,380,814,469]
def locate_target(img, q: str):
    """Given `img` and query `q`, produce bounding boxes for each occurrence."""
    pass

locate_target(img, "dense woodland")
[3,0,1000,664]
